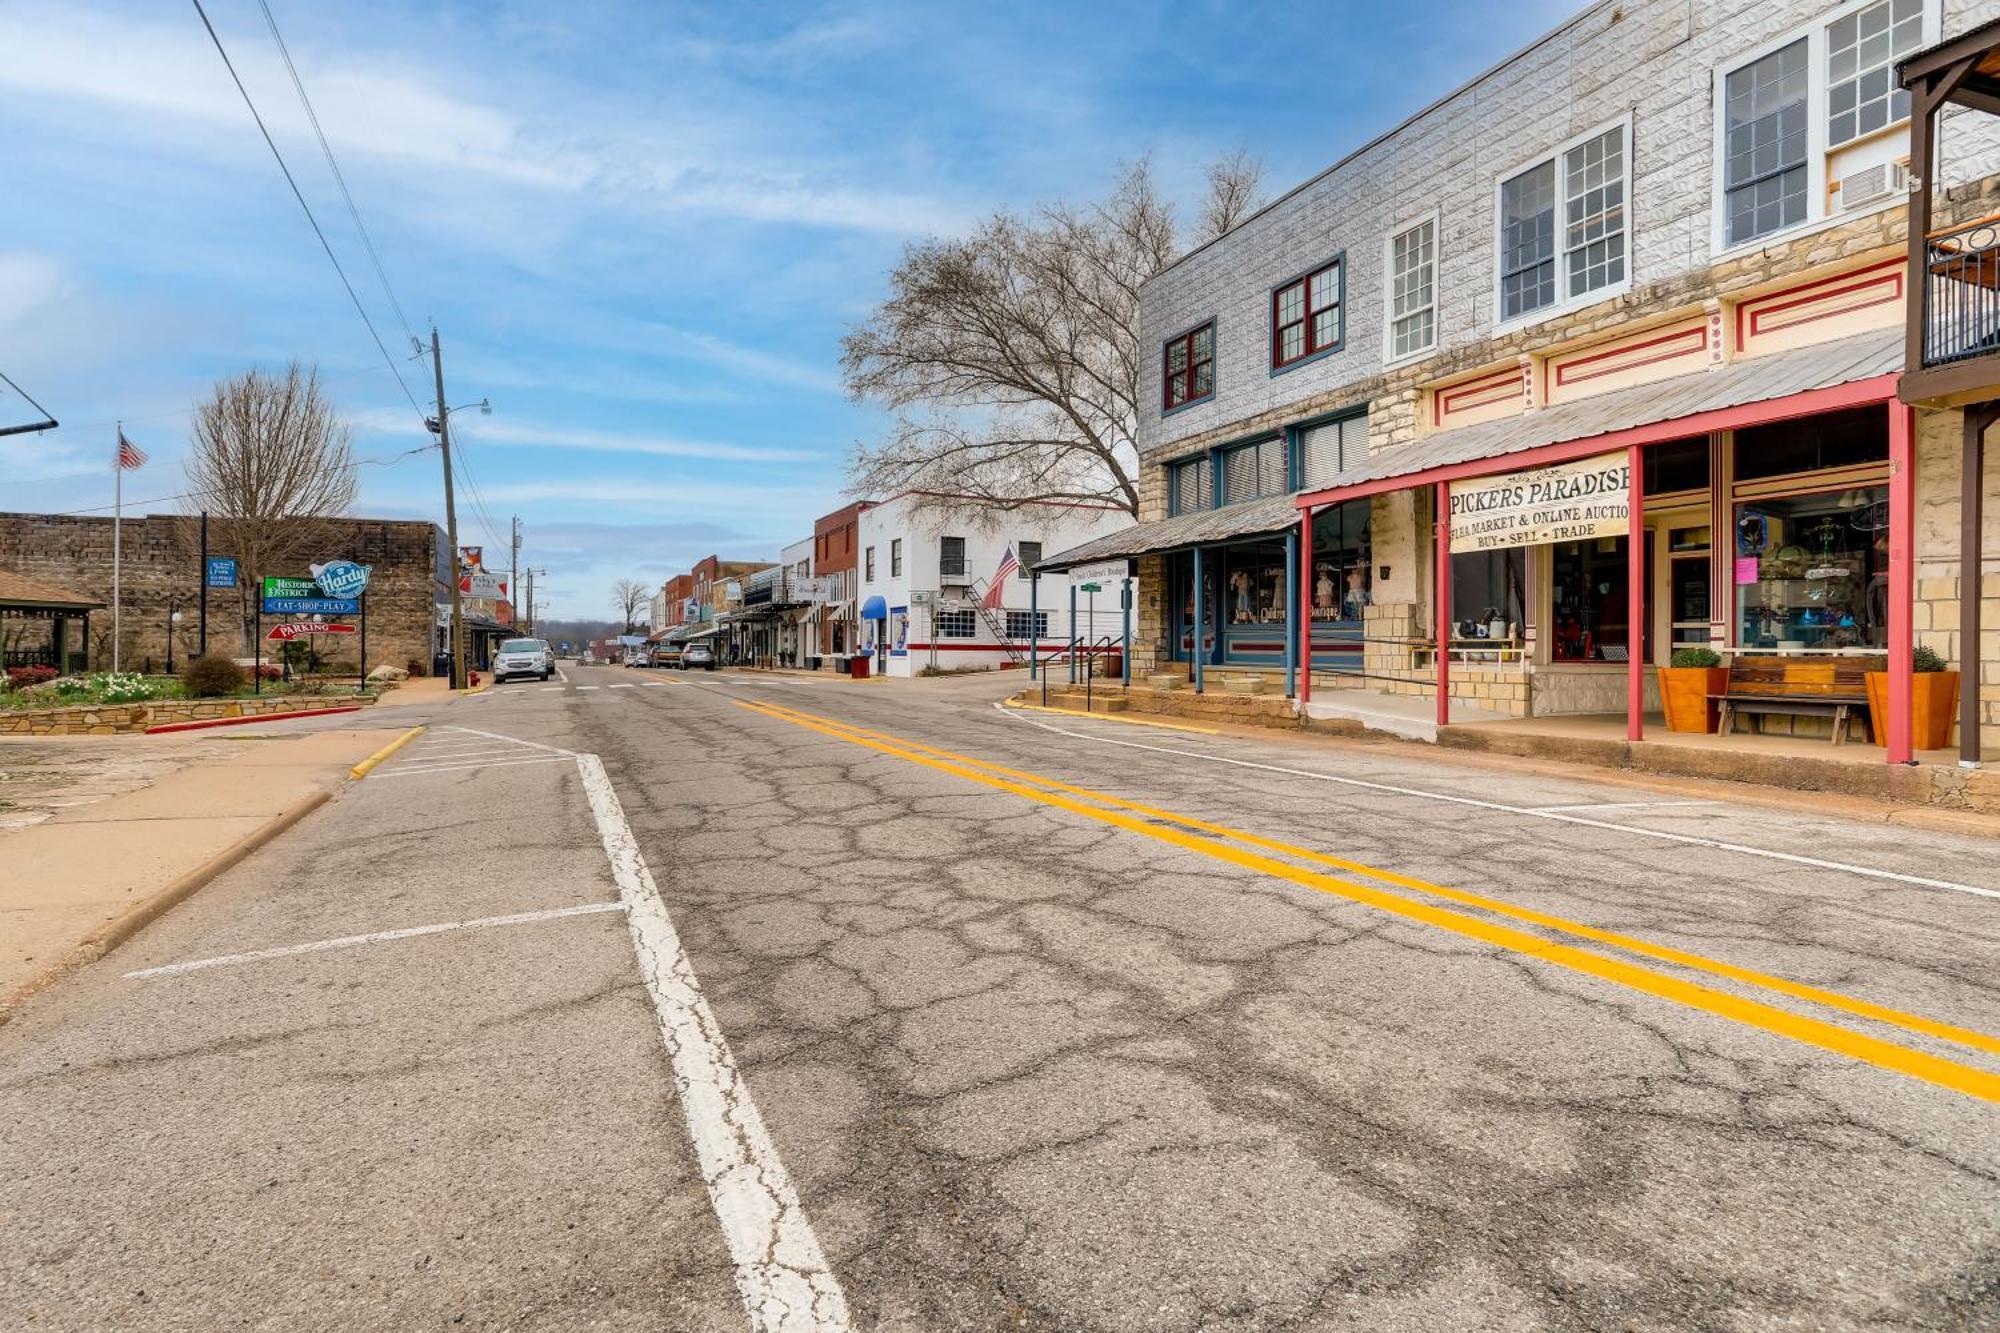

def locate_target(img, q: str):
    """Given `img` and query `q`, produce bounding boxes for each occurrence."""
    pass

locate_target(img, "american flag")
[982,545,1018,609]
[115,430,148,470]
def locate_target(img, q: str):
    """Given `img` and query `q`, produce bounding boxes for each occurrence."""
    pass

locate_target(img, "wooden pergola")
[0,569,102,676]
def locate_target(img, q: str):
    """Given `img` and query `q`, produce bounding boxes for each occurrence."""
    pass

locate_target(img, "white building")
[854,493,1137,678]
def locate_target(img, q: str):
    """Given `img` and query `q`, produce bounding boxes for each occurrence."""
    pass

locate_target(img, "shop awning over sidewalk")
[1037,494,1294,572]
[1296,326,1901,508]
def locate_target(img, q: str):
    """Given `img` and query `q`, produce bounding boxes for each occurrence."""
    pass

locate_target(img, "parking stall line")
[380,755,574,778]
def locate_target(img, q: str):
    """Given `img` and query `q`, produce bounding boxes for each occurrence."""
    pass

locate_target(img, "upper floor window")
[1169,457,1213,515]
[1718,0,1932,249]
[939,535,967,578]
[889,538,903,577]
[1387,220,1436,361]
[1016,540,1042,575]
[1272,260,1342,368]
[1163,322,1214,410]
[864,546,875,581]
[1220,436,1287,506]
[1500,123,1627,321]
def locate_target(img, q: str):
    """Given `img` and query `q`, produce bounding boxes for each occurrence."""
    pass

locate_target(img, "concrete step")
[1218,675,1269,696]
[1143,673,1188,691]
[1043,691,1130,713]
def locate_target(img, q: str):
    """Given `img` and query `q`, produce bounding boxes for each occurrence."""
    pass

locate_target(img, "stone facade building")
[0,512,450,677]
[1044,0,2000,762]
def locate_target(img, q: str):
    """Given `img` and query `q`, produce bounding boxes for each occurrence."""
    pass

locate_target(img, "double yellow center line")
[732,697,2000,1103]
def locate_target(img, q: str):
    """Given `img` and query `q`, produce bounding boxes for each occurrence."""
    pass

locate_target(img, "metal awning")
[683,626,720,640]
[1037,494,1293,572]
[1297,326,1901,507]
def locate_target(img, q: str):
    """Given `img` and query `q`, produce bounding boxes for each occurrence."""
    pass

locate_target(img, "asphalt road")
[3,660,1997,1331]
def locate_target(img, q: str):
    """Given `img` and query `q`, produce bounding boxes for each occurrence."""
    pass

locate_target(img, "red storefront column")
[1628,444,1645,742]
[1298,508,1314,706]
[1435,482,1451,729]
[1887,403,1917,764]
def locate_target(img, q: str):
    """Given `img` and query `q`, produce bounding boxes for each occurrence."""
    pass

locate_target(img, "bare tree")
[611,578,648,632]
[1195,148,1267,244]
[842,155,1264,519]
[182,362,356,654]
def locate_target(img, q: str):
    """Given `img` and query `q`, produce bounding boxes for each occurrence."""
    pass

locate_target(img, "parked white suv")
[494,638,555,682]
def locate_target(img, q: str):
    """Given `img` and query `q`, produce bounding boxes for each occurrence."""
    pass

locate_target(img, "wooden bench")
[1712,655,1884,745]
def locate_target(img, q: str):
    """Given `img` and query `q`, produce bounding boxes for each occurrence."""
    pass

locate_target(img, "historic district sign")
[261,575,359,617]
[1447,451,1632,554]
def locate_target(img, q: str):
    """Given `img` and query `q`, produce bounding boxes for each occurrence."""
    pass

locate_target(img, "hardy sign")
[1448,452,1632,554]
[310,560,371,599]
[266,622,357,641]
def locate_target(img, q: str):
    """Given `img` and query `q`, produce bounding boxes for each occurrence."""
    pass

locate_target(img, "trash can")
[848,653,871,679]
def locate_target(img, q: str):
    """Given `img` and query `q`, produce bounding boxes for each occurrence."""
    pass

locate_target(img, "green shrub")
[1669,647,1723,669]
[1913,644,1948,674]
[182,653,246,697]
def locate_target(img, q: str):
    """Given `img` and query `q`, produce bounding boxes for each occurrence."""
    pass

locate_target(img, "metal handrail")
[1922,215,2000,367]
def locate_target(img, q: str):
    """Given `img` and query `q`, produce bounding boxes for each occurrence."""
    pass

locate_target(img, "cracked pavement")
[2,660,1996,1330]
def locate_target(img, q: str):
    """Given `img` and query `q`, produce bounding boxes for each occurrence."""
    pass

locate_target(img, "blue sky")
[0,0,1576,621]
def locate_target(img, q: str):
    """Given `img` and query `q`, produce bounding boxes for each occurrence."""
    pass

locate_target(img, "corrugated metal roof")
[1037,493,1297,570]
[1041,326,1901,571]
[1315,326,1902,494]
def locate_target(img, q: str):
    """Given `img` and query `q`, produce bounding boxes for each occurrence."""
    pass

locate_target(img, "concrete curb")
[350,725,425,779]
[0,787,333,1025]
[145,704,363,734]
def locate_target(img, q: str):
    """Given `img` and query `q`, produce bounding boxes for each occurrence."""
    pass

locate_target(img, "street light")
[165,602,185,674]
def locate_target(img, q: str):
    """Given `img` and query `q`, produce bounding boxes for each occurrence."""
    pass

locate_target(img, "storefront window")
[1643,437,1710,495]
[1221,543,1290,624]
[1734,405,1887,481]
[1550,536,1632,662]
[1450,550,1526,641]
[1309,499,1372,622]
[1733,487,1887,651]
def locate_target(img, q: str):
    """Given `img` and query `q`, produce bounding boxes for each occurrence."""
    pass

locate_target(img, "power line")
[255,0,415,343]
[188,0,425,421]
[26,443,435,519]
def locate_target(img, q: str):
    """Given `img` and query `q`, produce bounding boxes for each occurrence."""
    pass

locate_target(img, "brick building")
[811,501,872,658]
[0,512,450,677]
[1043,0,2000,763]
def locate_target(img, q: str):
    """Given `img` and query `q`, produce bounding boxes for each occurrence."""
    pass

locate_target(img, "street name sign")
[1078,582,1103,593]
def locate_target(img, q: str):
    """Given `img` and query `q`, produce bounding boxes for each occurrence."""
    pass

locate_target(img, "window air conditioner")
[1835,160,1909,213]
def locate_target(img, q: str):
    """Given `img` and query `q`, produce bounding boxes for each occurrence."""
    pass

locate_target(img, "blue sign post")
[205,557,238,589]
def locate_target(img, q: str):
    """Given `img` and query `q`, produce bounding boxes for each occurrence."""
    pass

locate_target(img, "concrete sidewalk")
[0,727,401,1019]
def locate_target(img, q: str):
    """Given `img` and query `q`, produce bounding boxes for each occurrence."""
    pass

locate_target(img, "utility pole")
[509,515,521,633]
[524,567,547,636]
[428,327,467,690]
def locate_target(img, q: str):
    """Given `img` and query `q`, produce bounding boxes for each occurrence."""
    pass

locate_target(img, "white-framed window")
[889,538,903,577]
[1005,610,1049,640]
[1385,215,1437,362]
[1714,0,1936,252]
[1496,119,1628,324]
[937,609,977,638]
[939,535,967,578]
[1016,540,1042,574]
[864,546,875,581]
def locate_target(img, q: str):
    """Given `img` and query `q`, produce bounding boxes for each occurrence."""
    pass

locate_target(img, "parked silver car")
[680,642,716,671]
[493,638,555,682]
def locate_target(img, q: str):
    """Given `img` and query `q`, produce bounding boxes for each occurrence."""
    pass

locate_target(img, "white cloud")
[456,417,825,465]
[0,252,72,331]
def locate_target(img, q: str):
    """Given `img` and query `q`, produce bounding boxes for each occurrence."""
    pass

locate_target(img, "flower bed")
[0,692,375,736]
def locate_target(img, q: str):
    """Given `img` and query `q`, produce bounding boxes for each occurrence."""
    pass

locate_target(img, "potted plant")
[1866,644,1960,752]
[1659,647,1727,734]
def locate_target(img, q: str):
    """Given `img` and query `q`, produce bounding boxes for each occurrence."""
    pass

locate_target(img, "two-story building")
[810,501,872,665]
[1043,0,2000,765]
[856,492,1136,677]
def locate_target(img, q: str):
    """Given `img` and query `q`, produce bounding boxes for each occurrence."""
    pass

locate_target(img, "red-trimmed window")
[1272,261,1341,368]
[1163,323,1214,410]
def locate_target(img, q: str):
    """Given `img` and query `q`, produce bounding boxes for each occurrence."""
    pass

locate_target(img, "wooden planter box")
[1864,671,1960,752]
[1659,665,1729,734]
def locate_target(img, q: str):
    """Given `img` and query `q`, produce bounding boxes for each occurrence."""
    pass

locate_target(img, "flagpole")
[112,423,122,674]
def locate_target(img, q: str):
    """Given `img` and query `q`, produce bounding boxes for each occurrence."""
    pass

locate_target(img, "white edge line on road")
[556,665,569,683]
[379,755,574,778]
[1532,799,1721,812]
[575,751,850,1332]
[443,724,577,756]
[125,902,628,979]
[992,702,2000,902]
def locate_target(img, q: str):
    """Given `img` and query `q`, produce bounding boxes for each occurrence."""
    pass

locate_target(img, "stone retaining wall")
[0,693,373,736]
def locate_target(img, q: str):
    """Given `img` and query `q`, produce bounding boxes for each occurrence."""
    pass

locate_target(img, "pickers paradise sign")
[1447,451,1632,554]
